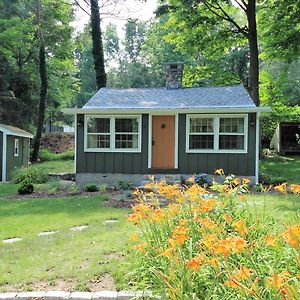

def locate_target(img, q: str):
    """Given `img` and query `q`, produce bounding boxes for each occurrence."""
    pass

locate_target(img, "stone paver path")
[70,225,88,232]
[103,220,119,225]
[2,238,23,244]
[38,231,58,237]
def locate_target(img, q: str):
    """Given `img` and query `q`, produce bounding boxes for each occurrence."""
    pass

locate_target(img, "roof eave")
[62,106,271,115]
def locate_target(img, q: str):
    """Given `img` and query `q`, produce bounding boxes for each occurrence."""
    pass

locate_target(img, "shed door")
[152,115,175,169]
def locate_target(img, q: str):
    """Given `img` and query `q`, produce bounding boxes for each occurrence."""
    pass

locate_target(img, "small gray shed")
[0,124,33,182]
[270,122,300,155]
[63,63,270,186]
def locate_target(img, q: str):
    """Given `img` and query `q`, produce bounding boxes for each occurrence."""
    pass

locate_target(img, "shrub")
[258,171,271,185]
[58,150,74,160]
[37,148,74,162]
[194,173,212,187]
[85,183,99,192]
[18,179,34,195]
[38,148,57,162]
[270,177,288,186]
[128,176,300,299]
[118,180,133,190]
[99,184,108,194]
[13,166,48,184]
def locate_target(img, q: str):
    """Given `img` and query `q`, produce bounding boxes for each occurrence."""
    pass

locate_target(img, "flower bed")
[128,172,300,299]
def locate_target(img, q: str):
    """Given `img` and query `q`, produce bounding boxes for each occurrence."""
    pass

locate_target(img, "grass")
[244,193,300,223]
[0,195,134,292]
[31,160,74,174]
[260,155,300,184]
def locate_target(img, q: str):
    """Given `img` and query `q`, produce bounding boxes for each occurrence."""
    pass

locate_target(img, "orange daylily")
[215,168,225,176]
[160,247,174,258]
[186,254,205,271]
[232,220,248,236]
[242,178,251,185]
[290,184,300,195]
[265,235,277,247]
[282,224,300,248]
[133,242,148,252]
[201,234,218,248]
[129,233,138,242]
[232,178,241,186]
[274,182,288,194]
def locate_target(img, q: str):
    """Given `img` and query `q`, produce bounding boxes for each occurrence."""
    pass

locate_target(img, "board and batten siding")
[76,113,256,176]
[6,136,30,181]
[178,113,256,176]
[76,114,149,174]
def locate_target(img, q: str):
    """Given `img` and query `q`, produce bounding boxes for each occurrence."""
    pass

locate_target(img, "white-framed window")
[186,114,248,153]
[84,115,142,152]
[14,138,19,157]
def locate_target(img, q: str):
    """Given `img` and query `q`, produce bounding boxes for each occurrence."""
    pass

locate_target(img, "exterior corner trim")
[2,133,7,182]
[255,112,260,184]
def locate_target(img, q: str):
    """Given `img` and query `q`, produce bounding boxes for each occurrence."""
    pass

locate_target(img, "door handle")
[152,139,155,146]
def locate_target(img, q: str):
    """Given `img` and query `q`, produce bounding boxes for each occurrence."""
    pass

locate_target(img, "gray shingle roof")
[0,124,33,138]
[83,85,256,109]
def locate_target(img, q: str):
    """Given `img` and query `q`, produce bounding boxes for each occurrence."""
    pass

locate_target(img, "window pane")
[190,118,214,133]
[219,135,244,150]
[219,118,244,133]
[189,135,214,149]
[115,134,138,149]
[87,118,110,133]
[115,118,139,133]
[87,134,110,148]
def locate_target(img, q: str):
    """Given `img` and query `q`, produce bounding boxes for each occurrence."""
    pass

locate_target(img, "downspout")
[255,112,260,184]
[2,133,7,182]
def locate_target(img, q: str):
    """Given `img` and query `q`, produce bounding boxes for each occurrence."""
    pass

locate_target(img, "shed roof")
[0,124,33,138]
[83,85,256,109]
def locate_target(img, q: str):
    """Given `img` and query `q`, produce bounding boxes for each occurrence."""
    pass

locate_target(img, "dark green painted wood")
[178,113,256,176]
[6,136,30,181]
[76,113,256,176]
[76,114,149,174]
[0,132,2,181]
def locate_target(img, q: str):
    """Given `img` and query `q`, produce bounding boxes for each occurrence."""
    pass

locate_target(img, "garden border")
[0,291,160,300]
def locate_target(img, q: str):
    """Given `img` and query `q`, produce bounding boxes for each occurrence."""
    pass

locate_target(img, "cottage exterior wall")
[76,112,257,180]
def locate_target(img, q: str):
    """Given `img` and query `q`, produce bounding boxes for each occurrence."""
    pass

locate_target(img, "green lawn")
[260,156,300,184]
[31,159,74,174]
[244,193,300,224]
[0,195,134,292]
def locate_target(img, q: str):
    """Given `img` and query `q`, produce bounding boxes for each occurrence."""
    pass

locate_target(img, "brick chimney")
[165,62,184,89]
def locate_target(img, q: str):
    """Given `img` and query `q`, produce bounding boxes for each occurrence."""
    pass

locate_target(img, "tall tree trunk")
[90,0,106,89]
[246,0,260,106]
[32,0,48,161]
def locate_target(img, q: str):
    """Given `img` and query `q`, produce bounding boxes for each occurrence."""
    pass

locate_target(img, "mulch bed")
[4,189,138,208]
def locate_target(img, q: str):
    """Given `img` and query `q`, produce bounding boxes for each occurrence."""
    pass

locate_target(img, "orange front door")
[152,115,175,169]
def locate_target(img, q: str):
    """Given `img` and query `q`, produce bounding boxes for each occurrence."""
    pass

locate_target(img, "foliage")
[194,173,212,188]
[0,0,76,130]
[98,184,108,194]
[128,176,300,299]
[38,148,74,162]
[85,183,99,193]
[118,180,133,190]
[13,165,48,184]
[18,179,34,195]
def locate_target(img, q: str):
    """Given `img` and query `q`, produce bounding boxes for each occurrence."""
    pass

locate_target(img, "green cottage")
[0,124,33,182]
[63,63,270,186]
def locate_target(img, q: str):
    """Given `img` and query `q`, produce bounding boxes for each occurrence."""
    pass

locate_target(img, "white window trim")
[84,115,142,153]
[14,138,19,157]
[186,114,248,154]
